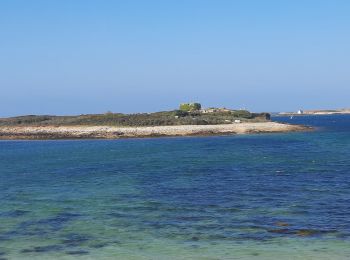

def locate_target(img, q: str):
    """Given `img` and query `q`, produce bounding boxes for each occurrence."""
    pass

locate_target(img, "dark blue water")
[0,115,350,259]
[275,114,350,132]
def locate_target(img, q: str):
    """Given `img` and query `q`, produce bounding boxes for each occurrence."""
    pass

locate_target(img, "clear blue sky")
[1,0,349,116]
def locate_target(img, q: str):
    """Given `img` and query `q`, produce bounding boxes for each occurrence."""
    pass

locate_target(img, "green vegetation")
[231,110,251,118]
[0,109,270,127]
[174,110,189,117]
[179,103,201,111]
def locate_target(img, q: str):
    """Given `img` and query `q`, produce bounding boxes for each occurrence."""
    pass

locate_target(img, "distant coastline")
[279,108,350,116]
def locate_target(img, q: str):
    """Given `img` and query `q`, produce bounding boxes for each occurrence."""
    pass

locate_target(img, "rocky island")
[0,103,311,139]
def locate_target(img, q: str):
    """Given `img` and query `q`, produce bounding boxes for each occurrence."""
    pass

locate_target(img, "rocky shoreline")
[0,122,311,140]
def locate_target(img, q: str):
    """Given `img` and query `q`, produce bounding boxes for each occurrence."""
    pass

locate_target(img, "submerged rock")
[275,221,290,227]
[268,228,337,237]
[268,229,292,234]
[61,233,91,247]
[191,236,200,241]
[295,229,335,237]
[0,210,29,218]
[66,250,89,255]
[21,245,64,253]
[89,243,109,249]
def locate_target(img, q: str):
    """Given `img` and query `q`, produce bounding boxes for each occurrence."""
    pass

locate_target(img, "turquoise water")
[1,115,350,259]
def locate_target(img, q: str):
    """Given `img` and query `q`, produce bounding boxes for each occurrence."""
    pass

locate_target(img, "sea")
[0,115,349,259]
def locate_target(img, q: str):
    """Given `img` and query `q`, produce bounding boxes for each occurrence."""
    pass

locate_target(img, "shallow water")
[0,115,350,259]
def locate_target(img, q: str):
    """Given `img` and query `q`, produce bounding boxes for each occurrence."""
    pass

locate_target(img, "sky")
[0,0,349,116]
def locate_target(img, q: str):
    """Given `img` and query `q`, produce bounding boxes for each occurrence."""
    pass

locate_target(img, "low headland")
[279,108,350,116]
[0,103,311,139]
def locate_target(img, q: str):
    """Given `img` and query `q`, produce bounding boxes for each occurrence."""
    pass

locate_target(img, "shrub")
[174,110,188,117]
[231,110,252,118]
[192,103,201,110]
[179,102,201,111]
[179,103,191,111]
